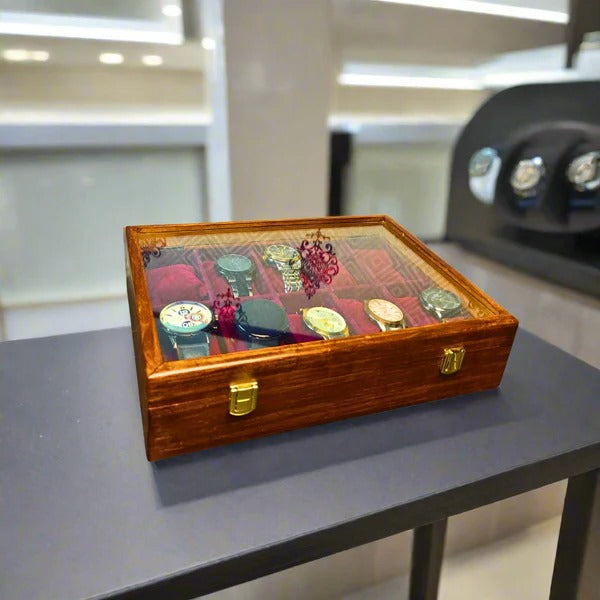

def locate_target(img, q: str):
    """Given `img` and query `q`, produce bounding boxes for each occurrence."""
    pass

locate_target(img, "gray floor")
[344,516,561,600]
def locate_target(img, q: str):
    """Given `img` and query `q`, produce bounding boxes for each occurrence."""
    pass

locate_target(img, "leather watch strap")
[176,332,210,359]
[247,335,280,350]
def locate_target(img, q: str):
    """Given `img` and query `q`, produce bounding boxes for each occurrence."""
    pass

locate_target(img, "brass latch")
[229,381,258,416]
[440,347,465,375]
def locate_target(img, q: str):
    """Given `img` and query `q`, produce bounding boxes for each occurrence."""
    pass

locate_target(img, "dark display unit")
[446,81,600,297]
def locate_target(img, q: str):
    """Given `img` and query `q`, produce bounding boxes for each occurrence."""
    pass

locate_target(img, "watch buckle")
[229,381,258,416]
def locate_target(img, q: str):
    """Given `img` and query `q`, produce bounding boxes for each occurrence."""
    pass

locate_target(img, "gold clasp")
[440,347,465,375]
[229,381,258,416]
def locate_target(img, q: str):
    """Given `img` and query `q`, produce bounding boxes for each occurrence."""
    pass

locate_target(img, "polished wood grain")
[125,216,518,461]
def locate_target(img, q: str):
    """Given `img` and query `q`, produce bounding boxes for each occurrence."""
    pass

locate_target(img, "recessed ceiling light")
[371,0,568,23]
[338,72,482,90]
[201,37,216,51]
[30,50,49,62]
[162,4,182,17]
[142,54,163,66]
[99,52,124,65]
[2,48,29,61]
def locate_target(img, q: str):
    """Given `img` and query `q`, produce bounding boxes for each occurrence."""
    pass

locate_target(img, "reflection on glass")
[141,223,489,361]
[0,0,183,44]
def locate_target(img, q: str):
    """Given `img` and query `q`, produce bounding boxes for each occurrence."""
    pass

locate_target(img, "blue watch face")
[217,254,252,273]
[469,147,498,177]
[420,287,462,315]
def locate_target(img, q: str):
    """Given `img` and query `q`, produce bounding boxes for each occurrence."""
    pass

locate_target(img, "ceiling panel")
[333,0,566,67]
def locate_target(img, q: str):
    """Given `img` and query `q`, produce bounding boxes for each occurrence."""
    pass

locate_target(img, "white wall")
[0,147,205,339]
[346,142,454,240]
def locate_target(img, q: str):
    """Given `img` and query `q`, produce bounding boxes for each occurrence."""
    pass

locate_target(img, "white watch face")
[367,299,404,324]
[510,157,544,195]
[160,301,212,335]
[304,306,347,335]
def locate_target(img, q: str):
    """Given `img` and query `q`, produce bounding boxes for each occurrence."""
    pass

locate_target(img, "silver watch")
[468,147,501,205]
[566,151,600,193]
[216,254,255,298]
[510,156,545,198]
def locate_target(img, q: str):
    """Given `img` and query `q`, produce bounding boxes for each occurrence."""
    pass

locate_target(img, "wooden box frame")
[125,215,518,461]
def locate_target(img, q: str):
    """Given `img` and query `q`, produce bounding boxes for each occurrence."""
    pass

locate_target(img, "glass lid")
[138,223,492,361]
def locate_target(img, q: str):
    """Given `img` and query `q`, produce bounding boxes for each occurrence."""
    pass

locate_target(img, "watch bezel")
[216,254,255,276]
[263,244,302,270]
[159,301,214,337]
[469,147,498,178]
[364,298,406,329]
[234,298,290,342]
[510,156,545,197]
[566,151,600,192]
[301,306,349,338]
[418,287,462,320]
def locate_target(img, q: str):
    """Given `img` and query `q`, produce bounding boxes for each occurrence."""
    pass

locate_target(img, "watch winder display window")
[139,224,492,361]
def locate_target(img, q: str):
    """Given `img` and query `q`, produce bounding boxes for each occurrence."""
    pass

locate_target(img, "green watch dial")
[419,287,462,319]
[217,254,253,273]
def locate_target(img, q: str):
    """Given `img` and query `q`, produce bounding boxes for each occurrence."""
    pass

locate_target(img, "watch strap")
[278,265,303,292]
[175,332,210,359]
[373,320,387,332]
[247,335,280,350]
[230,274,251,297]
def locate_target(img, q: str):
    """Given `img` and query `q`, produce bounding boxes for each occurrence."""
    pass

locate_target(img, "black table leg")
[409,518,448,600]
[550,469,600,600]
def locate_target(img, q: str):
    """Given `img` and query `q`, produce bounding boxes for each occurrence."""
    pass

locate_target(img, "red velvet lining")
[143,241,468,359]
[286,315,322,343]
[146,264,209,315]
[334,298,380,334]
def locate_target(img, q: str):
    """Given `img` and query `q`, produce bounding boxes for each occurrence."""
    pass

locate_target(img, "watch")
[364,298,406,331]
[301,306,349,340]
[216,254,255,298]
[418,287,462,321]
[468,147,501,205]
[159,301,213,359]
[234,298,289,349]
[263,244,303,292]
[566,151,600,193]
[510,156,545,199]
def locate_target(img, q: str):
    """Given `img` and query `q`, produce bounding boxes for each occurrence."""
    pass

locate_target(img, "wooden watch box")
[125,216,518,461]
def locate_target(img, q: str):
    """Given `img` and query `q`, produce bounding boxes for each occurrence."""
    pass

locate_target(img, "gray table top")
[1,327,599,600]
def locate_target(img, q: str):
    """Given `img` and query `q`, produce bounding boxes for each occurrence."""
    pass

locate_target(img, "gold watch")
[263,244,303,292]
[364,298,406,331]
[301,306,349,340]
